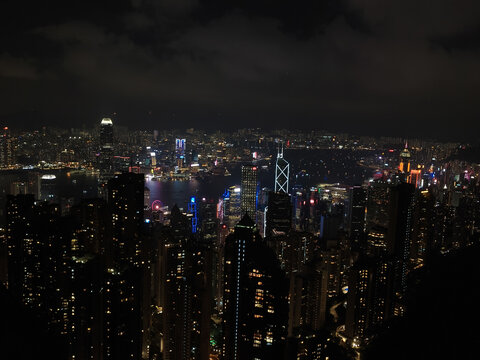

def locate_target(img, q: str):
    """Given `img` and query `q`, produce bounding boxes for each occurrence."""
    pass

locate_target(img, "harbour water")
[0,148,375,212]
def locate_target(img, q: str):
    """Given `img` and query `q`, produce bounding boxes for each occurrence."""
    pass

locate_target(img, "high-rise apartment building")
[222,214,288,360]
[107,172,145,266]
[347,186,367,246]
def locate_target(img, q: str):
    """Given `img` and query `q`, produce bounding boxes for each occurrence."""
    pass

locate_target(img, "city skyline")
[2,2,480,360]
[1,118,479,359]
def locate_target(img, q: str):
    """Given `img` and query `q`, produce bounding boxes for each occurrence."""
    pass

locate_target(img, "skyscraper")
[175,138,186,168]
[275,143,289,194]
[107,172,145,266]
[345,257,393,346]
[266,191,292,237]
[241,165,258,222]
[0,126,14,167]
[386,182,415,310]
[99,118,114,184]
[222,214,288,360]
[398,142,411,174]
[347,186,367,247]
[220,186,242,231]
[155,208,212,360]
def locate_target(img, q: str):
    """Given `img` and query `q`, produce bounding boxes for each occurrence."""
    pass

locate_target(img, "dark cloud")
[0,0,479,140]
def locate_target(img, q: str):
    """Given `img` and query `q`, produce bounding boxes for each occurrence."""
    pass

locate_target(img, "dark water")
[145,149,374,209]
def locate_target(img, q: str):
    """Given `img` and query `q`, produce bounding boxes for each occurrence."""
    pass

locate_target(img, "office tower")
[39,174,58,203]
[241,165,258,221]
[107,172,145,266]
[198,198,218,241]
[0,126,14,167]
[265,191,292,237]
[222,214,288,360]
[398,142,411,174]
[386,183,415,304]
[220,185,242,231]
[150,151,157,167]
[188,196,198,233]
[175,138,186,168]
[347,186,367,247]
[275,143,289,193]
[292,187,307,231]
[99,118,114,183]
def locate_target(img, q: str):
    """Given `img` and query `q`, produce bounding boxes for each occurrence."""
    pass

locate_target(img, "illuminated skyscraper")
[398,142,411,174]
[275,143,289,194]
[221,185,242,230]
[39,174,58,203]
[241,165,258,221]
[175,138,186,168]
[99,118,114,183]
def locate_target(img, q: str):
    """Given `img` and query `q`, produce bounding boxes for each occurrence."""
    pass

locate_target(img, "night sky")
[1,0,479,140]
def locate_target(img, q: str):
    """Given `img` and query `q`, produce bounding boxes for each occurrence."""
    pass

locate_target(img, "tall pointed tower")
[399,141,411,174]
[274,142,289,194]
